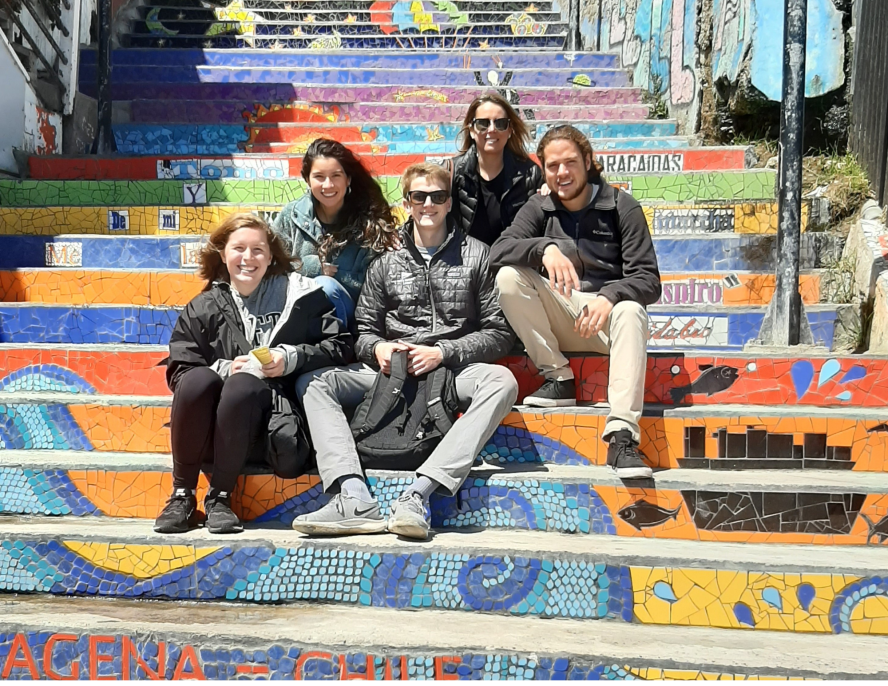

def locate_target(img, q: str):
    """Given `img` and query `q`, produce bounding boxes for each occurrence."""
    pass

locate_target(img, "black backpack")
[350,350,459,470]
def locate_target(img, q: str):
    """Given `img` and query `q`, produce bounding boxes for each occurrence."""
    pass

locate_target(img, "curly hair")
[456,92,532,162]
[197,212,295,290]
[301,138,398,264]
[536,124,604,184]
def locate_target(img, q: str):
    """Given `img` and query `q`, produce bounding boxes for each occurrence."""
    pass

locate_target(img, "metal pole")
[566,0,580,51]
[764,0,807,345]
[90,0,116,153]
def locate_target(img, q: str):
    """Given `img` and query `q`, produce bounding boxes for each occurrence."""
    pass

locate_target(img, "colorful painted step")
[4,346,885,409]
[80,49,619,70]
[1,598,879,680]
[0,269,827,308]
[111,121,680,156]
[5,396,887,472]
[7,452,888,548]
[121,101,651,124]
[121,34,569,50]
[0,234,837,273]
[27,147,750,181]
[0,171,773,207]
[86,66,624,88]
[0,303,846,348]
[1,520,887,636]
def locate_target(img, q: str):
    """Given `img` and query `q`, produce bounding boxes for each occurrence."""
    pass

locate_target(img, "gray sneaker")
[292,494,387,536]
[387,492,431,540]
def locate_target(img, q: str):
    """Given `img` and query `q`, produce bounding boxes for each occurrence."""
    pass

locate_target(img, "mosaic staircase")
[0,7,887,677]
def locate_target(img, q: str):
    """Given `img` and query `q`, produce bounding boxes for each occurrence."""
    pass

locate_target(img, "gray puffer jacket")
[354,220,515,368]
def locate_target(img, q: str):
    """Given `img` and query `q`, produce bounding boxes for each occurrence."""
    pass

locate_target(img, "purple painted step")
[84,83,644,106]
[123,100,650,124]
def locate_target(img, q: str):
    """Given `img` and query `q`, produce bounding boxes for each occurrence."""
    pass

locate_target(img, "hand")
[261,349,286,378]
[387,234,402,251]
[538,183,551,196]
[231,355,252,374]
[542,244,581,297]
[321,263,339,276]
[404,342,444,376]
[374,341,410,374]
[574,296,614,338]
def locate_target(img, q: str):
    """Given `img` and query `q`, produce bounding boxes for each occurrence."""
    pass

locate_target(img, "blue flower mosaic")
[830,576,888,634]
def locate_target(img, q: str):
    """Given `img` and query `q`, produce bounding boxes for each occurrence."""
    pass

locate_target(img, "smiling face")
[469,101,511,157]
[223,226,272,296]
[308,156,350,217]
[541,138,592,208]
[404,175,451,232]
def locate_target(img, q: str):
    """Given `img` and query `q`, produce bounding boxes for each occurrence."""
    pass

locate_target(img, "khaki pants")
[496,266,648,442]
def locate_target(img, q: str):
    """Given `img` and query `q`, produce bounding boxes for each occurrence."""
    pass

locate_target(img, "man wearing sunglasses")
[293,162,518,540]
[491,125,662,480]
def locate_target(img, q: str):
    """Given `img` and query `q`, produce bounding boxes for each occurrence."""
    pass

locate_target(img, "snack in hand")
[250,346,273,365]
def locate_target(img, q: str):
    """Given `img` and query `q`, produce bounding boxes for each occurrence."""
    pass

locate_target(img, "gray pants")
[295,362,519,495]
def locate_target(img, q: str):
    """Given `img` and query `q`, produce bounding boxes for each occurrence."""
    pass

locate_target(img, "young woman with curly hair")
[273,138,398,326]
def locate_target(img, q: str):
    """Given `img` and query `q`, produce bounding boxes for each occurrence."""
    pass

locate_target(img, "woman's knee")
[220,372,272,408]
[174,367,224,404]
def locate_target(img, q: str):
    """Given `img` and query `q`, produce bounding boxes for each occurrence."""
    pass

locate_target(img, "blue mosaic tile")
[0,405,92,451]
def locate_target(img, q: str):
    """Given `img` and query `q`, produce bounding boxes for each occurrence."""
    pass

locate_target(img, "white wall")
[0,31,28,174]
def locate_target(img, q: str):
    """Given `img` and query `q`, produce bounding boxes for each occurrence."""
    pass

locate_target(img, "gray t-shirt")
[230,273,289,347]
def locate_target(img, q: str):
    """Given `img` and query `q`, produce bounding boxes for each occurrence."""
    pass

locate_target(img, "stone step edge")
[115,118,678,127]
[1,596,882,678]
[9,450,888,493]
[3,394,881,420]
[5,267,825,275]
[4,517,888,574]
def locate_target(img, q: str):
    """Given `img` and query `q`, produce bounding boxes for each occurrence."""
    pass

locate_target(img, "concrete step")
[121,100,651,124]
[0,302,847,348]
[111,120,680,156]
[0,233,839,274]
[27,147,749,180]
[77,82,649,106]
[0,171,773,207]
[88,65,618,88]
[1,597,883,679]
[4,345,885,408]
[1,519,887,636]
[118,33,568,51]
[2,397,885,472]
[80,48,619,70]
[0,269,828,308]
[6,452,888,547]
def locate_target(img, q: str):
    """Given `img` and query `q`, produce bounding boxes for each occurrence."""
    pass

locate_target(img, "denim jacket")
[273,194,375,301]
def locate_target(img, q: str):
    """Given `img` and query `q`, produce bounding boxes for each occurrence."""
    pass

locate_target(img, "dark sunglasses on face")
[472,117,510,133]
[406,190,450,205]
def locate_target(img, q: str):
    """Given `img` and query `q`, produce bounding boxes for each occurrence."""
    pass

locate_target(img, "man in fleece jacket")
[490,124,662,479]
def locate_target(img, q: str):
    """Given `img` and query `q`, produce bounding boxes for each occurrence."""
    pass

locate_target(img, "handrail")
[15,0,68,61]
[0,0,66,91]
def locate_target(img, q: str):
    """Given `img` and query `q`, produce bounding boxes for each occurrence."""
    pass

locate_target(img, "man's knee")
[611,300,648,326]
[496,266,527,297]
[477,365,520,406]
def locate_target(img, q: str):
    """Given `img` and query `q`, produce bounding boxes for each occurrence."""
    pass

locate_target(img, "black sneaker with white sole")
[606,430,653,479]
[523,378,576,407]
[153,488,205,533]
[204,490,243,534]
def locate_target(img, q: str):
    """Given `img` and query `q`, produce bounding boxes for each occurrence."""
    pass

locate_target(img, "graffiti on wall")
[22,97,61,155]
[712,0,750,85]
[598,0,698,120]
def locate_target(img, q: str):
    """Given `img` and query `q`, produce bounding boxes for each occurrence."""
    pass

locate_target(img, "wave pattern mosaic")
[0,539,884,635]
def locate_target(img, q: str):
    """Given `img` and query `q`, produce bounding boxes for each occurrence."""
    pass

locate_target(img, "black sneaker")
[523,378,576,407]
[153,488,205,534]
[606,430,653,479]
[205,490,243,534]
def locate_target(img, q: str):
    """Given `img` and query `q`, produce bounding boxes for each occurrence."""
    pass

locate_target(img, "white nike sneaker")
[292,493,387,536]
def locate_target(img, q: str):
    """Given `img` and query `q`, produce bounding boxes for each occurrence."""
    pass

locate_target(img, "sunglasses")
[472,117,510,133]
[406,190,450,205]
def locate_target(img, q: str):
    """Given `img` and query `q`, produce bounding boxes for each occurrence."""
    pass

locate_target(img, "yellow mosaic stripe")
[61,542,220,579]
[642,202,809,234]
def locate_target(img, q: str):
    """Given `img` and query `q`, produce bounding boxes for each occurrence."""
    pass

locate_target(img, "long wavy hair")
[197,212,295,290]
[456,93,532,162]
[536,124,604,184]
[301,138,398,263]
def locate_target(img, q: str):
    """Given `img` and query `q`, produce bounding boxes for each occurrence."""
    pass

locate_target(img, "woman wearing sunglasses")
[273,138,399,328]
[447,93,543,246]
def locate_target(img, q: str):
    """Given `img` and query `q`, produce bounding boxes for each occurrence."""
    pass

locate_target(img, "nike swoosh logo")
[354,505,378,517]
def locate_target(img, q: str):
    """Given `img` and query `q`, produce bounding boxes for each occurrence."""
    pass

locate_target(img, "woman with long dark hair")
[448,93,543,246]
[273,138,398,326]
[156,212,352,535]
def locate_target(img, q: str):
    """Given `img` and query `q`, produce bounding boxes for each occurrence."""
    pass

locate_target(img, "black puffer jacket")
[167,273,353,392]
[354,220,515,368]
[447,147,543,240]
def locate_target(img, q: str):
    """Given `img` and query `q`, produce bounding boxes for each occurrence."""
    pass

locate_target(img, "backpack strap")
[424,366,454,436]
[355,349,409,435]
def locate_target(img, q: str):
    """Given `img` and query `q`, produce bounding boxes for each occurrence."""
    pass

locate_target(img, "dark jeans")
[170,367,272,493]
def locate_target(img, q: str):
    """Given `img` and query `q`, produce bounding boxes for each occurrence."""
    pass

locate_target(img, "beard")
[554,174,589,203]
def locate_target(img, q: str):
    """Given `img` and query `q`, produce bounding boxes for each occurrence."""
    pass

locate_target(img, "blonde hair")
[400,162,451,199]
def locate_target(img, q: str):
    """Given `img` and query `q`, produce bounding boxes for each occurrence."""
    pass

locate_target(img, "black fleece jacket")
[489,181,662,306]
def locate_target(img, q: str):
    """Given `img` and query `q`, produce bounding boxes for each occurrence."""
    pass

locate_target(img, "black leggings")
[170,367,272,493]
